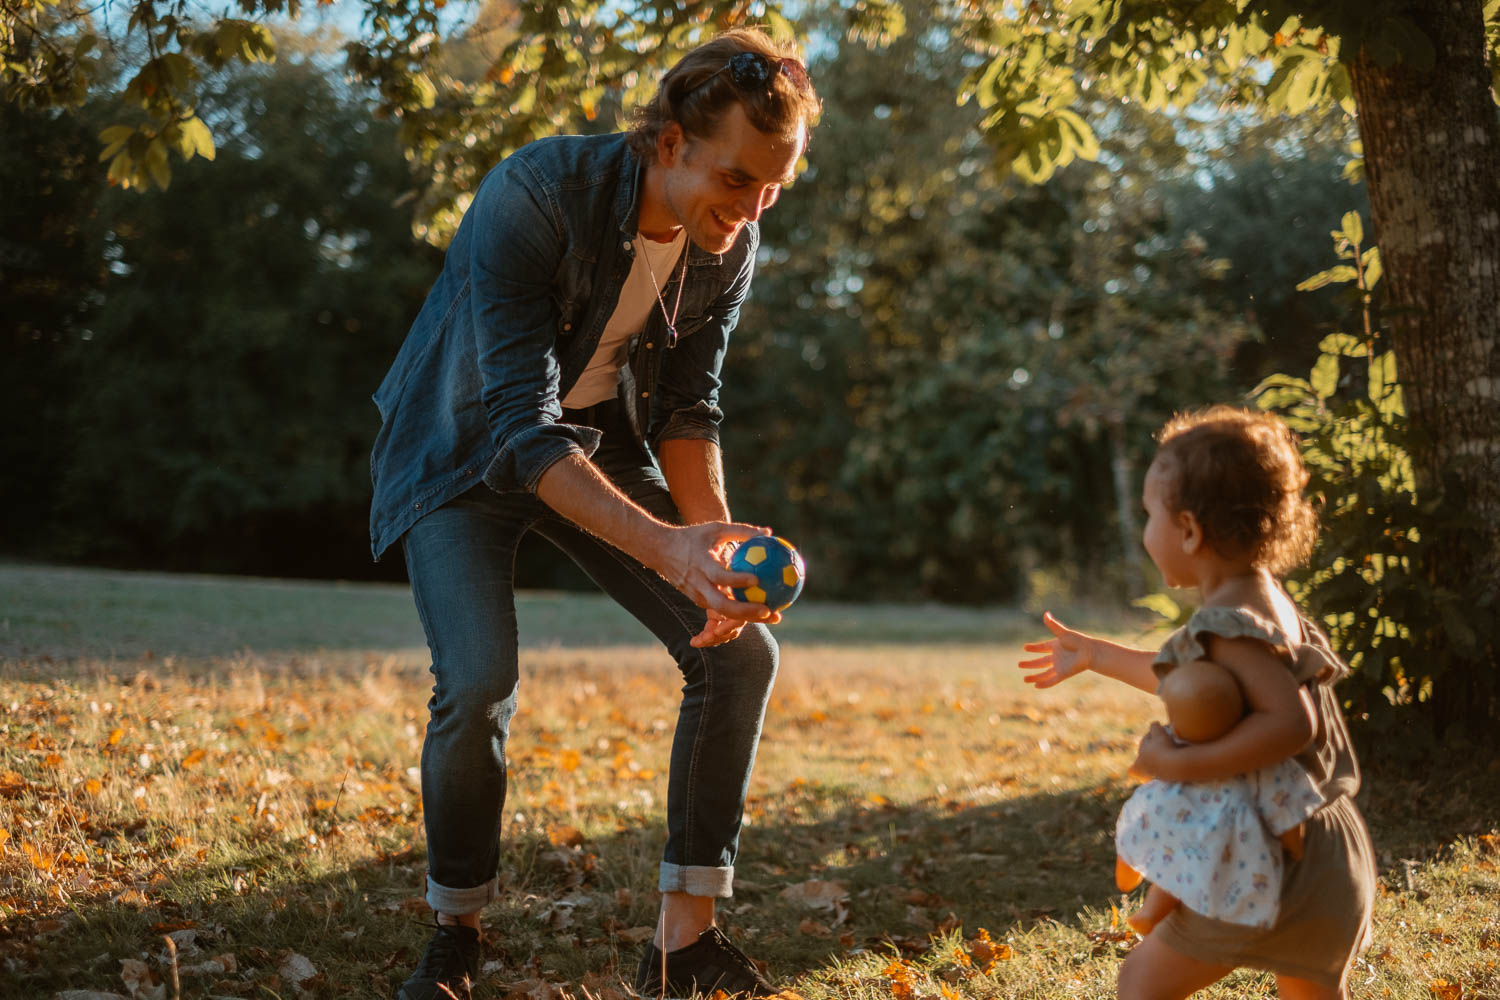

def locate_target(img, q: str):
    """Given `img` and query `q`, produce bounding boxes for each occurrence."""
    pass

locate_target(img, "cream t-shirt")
[561,230,687,409]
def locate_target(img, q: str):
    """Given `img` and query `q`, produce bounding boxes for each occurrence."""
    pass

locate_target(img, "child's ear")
[1179,510,1203,554]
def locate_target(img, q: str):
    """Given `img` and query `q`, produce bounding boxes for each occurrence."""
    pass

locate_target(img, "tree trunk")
[1348,0,1500,733]
[1109,417,1146,599]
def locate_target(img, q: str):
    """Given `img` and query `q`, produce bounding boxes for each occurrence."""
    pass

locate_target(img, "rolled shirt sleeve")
[468,159,601,493]
[649,226,758,449]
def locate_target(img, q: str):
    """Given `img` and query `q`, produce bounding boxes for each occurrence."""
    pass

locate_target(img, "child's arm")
[1018,611,1160,694]
[1131,634,1316,783]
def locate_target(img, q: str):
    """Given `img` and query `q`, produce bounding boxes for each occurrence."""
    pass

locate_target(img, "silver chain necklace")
[638,234,689,348]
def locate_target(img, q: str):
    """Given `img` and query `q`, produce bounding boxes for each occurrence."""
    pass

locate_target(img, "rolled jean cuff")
[658,862,734,898]
[426,873,499,915]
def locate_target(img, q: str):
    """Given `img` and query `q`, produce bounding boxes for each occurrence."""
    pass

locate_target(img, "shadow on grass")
[8,755,1498,999]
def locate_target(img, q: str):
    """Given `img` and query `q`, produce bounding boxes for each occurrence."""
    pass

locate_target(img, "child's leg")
[1275,975,1346,1000]
[1126,884,1181,936]
[1117,933,1232,1000]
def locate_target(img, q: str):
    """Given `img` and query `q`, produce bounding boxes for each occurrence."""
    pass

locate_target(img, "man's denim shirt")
[369,132,759,560]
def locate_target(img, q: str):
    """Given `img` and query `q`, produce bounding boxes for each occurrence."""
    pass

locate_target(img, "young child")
[1114,655,1324,935]
[1017,406,1376,999]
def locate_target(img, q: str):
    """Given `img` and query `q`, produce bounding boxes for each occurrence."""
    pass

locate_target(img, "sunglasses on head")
[700,50,811,95]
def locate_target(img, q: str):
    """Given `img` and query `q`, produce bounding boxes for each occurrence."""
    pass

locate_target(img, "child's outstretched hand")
[1018,612,1096,688]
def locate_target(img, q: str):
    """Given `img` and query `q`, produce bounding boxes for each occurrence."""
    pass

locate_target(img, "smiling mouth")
[710,209,739,232]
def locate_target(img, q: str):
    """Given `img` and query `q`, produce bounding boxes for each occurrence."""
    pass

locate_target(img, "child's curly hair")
[1153,406,1318,575]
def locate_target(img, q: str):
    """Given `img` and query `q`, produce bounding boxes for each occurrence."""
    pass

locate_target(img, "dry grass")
[1,569,1497,999]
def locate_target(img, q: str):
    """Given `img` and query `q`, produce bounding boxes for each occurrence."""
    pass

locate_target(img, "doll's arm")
[1131,634,1315,783]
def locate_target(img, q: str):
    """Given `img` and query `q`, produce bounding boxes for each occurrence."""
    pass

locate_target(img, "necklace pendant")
[639,233,688,351]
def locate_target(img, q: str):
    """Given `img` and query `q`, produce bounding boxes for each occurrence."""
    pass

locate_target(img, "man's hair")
[626,27,822,159]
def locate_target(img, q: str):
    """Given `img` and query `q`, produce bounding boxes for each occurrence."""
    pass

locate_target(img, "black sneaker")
[633,926,775,998]
[396,922,481,1000]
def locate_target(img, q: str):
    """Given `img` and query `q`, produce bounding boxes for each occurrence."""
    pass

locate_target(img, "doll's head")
[1147,406,1317,578]
[1158,658,1245,743]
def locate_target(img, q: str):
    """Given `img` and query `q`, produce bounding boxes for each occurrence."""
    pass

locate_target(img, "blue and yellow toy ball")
[729,536,806,612]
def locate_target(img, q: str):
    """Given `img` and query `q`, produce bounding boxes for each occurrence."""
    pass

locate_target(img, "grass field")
[1,564,1496,1000]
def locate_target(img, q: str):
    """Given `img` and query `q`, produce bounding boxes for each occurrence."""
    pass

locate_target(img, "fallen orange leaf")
[22,843,53,872]
[966,927,1013,969]
[798,917,831,938]
[547,824,584,848]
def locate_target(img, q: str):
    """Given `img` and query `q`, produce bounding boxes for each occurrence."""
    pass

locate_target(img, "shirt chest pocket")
[667,273,725,340]
[669,312,712,341]
[552,250,596,340]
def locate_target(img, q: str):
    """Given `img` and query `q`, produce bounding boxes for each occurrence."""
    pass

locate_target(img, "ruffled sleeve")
[1152,605,1346,687]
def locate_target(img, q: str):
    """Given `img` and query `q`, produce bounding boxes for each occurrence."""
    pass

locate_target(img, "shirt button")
[645,342,653,349]
[640,391,650,398]
[414,501,422,510]
[622,240,631,250]
[563,322,572,331]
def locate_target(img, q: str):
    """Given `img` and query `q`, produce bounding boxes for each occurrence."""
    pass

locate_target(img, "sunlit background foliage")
[6,0,1497,737]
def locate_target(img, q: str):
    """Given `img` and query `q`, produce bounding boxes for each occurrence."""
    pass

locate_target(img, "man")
[368,27,822,1000]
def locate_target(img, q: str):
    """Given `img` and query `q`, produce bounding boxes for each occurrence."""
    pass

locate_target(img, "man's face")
[657,102,805,254]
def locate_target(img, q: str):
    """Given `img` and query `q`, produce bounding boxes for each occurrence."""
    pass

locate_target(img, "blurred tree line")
[1,33,444,580]
[2,3,1360,601]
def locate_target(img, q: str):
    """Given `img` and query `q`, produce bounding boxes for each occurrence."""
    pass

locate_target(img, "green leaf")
[973,55,1008,110]
[1284,59,1322,115]
[146,137,171,190]
[1320,333,1367,358]
[1256,385,1315,410]
[1341,211,1364,247]
[1054,108,1100,160]
[410,73,437,109]
[105,149,134,188]
[182,115,215,161]
[98,124,135,162]
[1368,350,1399,405]
[1220,26,1245,67]
[1264,53,1304,109]
[1362,247,1382,288]
[1296,265,1358,291]
[1254,374,1316,395]
[1327,61,1356,115]
[239,23,277,63]
[1014,136,1053,183]
[1311,352,1340,398]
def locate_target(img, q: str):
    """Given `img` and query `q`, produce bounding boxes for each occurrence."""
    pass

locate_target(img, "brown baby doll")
[1116,658,1305,934]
